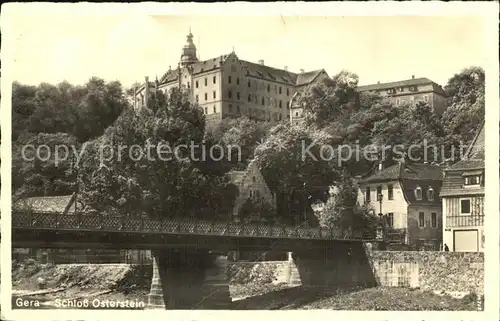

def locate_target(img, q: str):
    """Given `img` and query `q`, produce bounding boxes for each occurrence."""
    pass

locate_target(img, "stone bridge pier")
[147,249,231,309]
[290,242,377,288]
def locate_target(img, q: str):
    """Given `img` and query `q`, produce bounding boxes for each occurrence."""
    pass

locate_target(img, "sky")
[8,13,486,88]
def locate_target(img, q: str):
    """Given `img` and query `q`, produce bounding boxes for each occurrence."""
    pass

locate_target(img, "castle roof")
[358,77,447,96]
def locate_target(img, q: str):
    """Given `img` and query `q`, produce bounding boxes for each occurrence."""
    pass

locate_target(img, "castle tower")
[179,29,198,67]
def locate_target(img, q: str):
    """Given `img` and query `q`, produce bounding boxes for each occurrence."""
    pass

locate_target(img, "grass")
[230,285,480,311]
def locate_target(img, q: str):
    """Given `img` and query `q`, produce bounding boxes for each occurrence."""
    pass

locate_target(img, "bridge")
[11,210,379,310]
[12,210,372,250]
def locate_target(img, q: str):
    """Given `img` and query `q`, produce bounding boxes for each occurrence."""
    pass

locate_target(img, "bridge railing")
[11,210,371,240]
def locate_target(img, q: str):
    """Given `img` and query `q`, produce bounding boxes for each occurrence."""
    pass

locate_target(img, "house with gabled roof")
[357,75,448,114]
[440,121,485,252]
[357,161,444,250]
[133,30,329,126]
[228,159,276,223]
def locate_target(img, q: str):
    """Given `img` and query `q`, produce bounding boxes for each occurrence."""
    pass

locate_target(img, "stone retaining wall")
[229,251,484,295]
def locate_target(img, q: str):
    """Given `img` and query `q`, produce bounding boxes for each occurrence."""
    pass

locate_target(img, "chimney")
[258,60,264,65]
[412,75,415,79]
[300,69,304,74]
[284,66,288,71]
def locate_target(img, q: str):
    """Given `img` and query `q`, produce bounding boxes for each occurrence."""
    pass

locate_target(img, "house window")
[228,104,232,113]
[236,105,240,114]
[247,94,252,102]
[213,76,216,84]
[248,80,251,88]
[365,187,371,202]
[237,92,240,100]
[419,212,425,228]
[387,184,394,200]
[204,107,208,114]
[236,77,240,85]
[249,190,253,198]
[279,100,282,108]
[228,91,232,99]
[262,97,265,106]
[431,212,437,228]
[196,81,199,88]
[213,106,216,113]
[387,213,394,228]
[460,199,471,215]
[415,186,422,200]
[252,176,256,182]
[205,78,207,86]
[287,88,290,96]
[424,95,429,102]
[195,95,199,102]
[204,93,208,101]
[267,84,270,92]
[376,186,382,199]
[427,187,434,201]
[213,91,216,99]
[228,76,232,84]
[295,112,299,117]
[256,190,260,198]
[396,99,400,106]
[464,175,481,186]
[279,87,282,94]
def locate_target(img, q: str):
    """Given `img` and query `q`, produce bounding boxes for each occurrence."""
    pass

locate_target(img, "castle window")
[196,81,199,88]
[213,91,216,99]
[236,77,240,85]
[415,186,422,200]
[248,94,251,102]
[228,76,232,84]
[204,93,208,101]
[418,212,425,227]
[228,90,232,99]
[431,212,437,228]
[213,106,216,113]
[427,187,434,201]
[205,78,207,86]
[279,87,282,94]
[229,104,233,113]
[213,76,216,84]
[237,92,240,100]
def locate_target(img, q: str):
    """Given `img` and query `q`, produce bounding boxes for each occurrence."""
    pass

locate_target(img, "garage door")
[454,230,478,252]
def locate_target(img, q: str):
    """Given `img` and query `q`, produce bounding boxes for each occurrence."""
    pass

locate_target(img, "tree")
[205,116,273,170]
[238,197,276,223]
[298,70,359,128]
[77,88,237,220]
[12,132,80,201]
[254,124,337,224]
[12,78,127,142]
[442,67,485,160]
[317,172,377,237]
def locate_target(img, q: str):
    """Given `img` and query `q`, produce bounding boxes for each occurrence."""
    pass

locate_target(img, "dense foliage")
[11,66,484,232]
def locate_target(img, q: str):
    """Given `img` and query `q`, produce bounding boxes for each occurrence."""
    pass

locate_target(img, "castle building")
[134,31,329,125]
[357,76,448,114]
